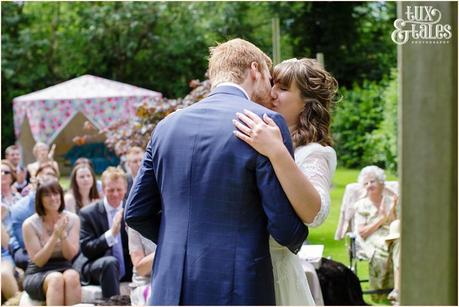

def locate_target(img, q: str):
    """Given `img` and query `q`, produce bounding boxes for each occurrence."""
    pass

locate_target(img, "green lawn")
[60,177,70,191]
[308,167,398,305]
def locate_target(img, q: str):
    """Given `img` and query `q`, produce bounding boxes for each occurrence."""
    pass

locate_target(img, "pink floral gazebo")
[13,74,162,165]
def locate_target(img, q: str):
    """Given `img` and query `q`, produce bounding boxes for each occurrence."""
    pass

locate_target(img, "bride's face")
[270,80,305,127]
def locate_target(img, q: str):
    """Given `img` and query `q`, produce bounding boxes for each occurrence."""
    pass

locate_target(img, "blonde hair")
[36,161,60,179]
[273,58,339,147]
[101,167,127,188]
[33,142,48,157]
[126,146,144,158]
[208,38,272,89]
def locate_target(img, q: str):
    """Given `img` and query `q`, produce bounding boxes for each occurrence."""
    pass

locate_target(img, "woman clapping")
[22,179,81,305]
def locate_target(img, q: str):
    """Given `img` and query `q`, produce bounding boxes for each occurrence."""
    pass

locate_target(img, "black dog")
[316,258,368,305]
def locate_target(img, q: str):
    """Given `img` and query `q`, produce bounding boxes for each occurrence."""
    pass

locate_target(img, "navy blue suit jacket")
[125,86,308,305]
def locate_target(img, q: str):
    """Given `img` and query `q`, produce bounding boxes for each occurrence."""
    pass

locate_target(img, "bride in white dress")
[234,58,338,305]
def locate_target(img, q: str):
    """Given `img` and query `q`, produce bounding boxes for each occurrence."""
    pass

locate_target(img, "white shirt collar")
[103,196,120,214]
[216,82,250,100]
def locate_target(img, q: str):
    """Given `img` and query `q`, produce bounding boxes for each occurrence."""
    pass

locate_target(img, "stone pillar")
[398,1,457,305]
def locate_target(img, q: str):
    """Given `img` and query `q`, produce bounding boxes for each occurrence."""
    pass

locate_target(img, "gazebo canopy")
[13,74,162,145]
[13,74,162,166]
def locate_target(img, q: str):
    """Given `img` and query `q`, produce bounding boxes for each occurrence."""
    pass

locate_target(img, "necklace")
[42,215,60,236]
[43,221,54,236]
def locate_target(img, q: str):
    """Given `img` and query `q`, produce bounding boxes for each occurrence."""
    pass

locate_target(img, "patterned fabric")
[13,75,162,145]
[13,97,147,144]
[334,182,398,240]
[354,196,394,259]
[1,192,23,209]
[354,196,395,295]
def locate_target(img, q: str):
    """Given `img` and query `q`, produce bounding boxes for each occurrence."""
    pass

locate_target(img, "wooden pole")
[316,52,325,67]
[272,16,281,65]
[398,1,457,305]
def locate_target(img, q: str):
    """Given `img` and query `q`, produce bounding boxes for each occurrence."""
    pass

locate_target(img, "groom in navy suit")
[125,38,308,305]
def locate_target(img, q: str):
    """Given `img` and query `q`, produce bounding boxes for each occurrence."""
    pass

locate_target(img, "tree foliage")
[2,1,397,164]
[332,71,398,172]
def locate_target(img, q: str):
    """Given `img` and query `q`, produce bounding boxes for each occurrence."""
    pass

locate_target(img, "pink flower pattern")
[13,96,149,144]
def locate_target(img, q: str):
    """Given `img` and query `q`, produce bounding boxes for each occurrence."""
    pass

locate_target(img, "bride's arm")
[233,110,321,224]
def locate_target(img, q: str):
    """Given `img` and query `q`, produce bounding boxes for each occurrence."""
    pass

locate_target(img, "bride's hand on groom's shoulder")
[232,109,284,159]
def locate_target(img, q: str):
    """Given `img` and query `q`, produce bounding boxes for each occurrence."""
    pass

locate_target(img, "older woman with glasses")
[354,165,398,302]
[1,160,22,212]
[1,160,22,301]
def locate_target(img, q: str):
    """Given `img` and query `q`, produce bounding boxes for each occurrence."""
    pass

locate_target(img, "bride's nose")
[270,87,278,100]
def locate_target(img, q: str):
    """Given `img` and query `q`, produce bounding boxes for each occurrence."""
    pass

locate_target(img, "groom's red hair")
[208,38,272,89]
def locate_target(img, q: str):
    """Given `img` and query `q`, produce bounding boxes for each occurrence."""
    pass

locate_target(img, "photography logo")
[391,6,452,45]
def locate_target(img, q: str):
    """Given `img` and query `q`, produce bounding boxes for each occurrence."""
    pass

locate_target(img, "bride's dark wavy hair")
[273,58,339,148]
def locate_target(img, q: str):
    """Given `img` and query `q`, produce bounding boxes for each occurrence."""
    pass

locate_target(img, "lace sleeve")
[296,149,335,228]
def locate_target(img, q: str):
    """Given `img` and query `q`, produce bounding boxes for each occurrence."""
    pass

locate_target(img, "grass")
[308,167,398,305]
[59,177,70,191]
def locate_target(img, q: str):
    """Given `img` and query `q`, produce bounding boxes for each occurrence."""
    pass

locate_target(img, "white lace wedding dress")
[270,143,337,306]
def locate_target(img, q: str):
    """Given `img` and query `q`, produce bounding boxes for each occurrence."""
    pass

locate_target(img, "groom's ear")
[249,62,259,80]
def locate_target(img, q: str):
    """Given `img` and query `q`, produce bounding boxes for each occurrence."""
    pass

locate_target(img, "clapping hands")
[111,209,124,237]
[53,215,69,239]
[387,194,398,222]
[48,144,56,161]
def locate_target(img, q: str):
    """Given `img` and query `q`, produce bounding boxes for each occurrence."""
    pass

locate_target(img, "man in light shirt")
[76,167,132,299]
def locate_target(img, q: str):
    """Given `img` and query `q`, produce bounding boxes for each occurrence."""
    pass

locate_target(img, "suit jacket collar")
[95,200,109,231]
[208,85,250,100]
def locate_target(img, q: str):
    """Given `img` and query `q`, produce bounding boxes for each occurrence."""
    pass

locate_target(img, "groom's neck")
[238,81,254,100]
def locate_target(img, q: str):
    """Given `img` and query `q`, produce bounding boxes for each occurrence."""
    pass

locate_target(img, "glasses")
[1,170,11,175]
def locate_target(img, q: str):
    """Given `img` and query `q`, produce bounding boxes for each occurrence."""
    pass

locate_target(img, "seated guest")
[1,160,21,302]
[5,145,31,195]
[126,147,144,179]
[354,165,398,302]
[4,145,21,169]
[65,163,100,214]
[15,165,32,196]
[1,160,22,226]
[22,179,81,305]
[1,223,19,302]
[27,142,59,180]
[8,162,59,270]
[124,146,144,201]
[76,167,133,299]
[74,158,103,196]
[128,227,156,305]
